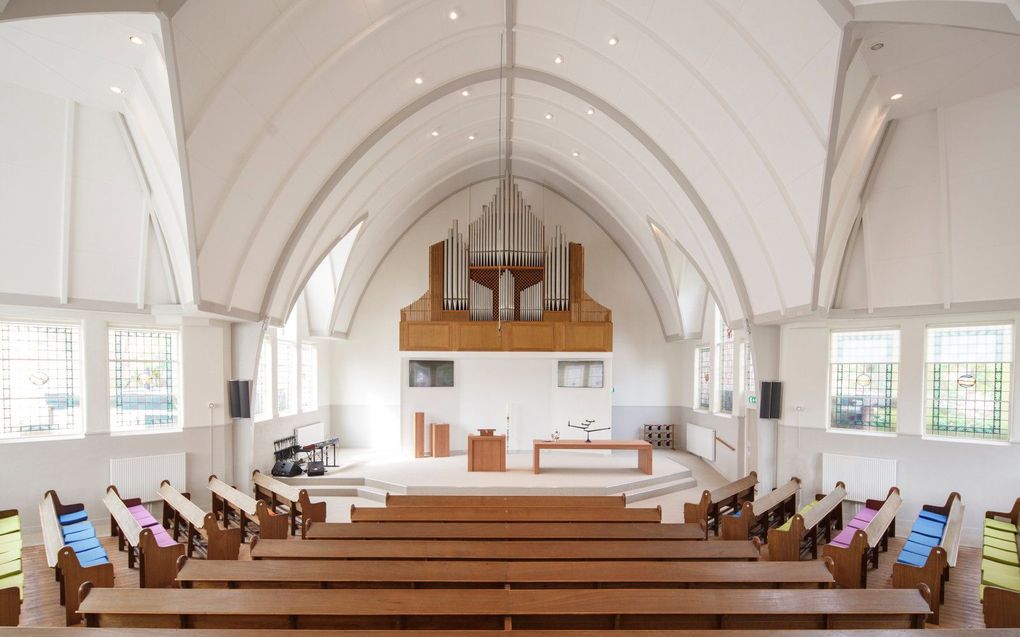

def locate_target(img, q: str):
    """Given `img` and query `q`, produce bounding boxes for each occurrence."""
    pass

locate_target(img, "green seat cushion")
[984,545,1020,566]
[986,518,1018,533]
[983,558,1020,577]
[0,515,19,537]
[0,536,22,552]
[985,527,1017,543]
[0,550,17,567]
[0,558,20,578]
[983,569,1020,592]
[0,573,23,600]
[776,501,820,532]
[986,536,1019,552]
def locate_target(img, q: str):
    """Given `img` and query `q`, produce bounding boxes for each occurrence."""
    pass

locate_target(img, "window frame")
[695,346,711,411]
[253,337,273,422]
[276,338,297,417]
[300,342,318,413]
[108,326,181,434]
[826,328,900,435]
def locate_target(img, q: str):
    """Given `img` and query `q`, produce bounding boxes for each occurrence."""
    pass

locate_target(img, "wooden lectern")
[468,433,506,471]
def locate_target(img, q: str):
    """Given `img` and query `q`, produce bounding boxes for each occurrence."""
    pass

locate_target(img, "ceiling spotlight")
[554,55,564,64]
[571,150,580,158]
[431,129,440,137]
[890,93,903,101]
[870,42,884,51]
[414,76,424,85]
[110,86,123,94]
[608,36,619,46]
[586,107,595,116]
[467,134,476,140]
[448,9,459,20]
[128,35,144,45]
[461,89,470,97]
[544,112,553,120]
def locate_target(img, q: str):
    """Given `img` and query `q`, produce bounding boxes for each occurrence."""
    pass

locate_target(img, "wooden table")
[533,439,652,474]
[468,435,506,471]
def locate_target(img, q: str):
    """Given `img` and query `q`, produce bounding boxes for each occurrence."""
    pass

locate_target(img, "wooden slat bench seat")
[77,586,932,630]
[250,538,760,561]
[823,486,902,589]
[177,557,833,589]
[684,471,757,537]
[252,470,326,536]
[892,492,964,624]
[384,494,627,508]
[158,481,240,560]
[981,497,1020,628]
[5,629,1008,637]
[0,510,21,627]
[103,486,184,588]
[305,521,705,541]
[350,505,662,523]
[208,475,288,541]
[767,481,847,561]
[720,477,800,541]
[39,491,114,625]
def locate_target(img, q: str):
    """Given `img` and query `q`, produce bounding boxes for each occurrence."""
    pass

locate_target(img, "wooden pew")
[684,471,757,537]
[102,486,184,588]
[77,586,932,630]
[208,474,288,541]
[823,486,903,589]
[350,505,662,523]
[158,481,241,560]
[0,509,21,627]
[384,494,627,508]
[720,477,800,541]
[305,520,705,541]
[981,497,1020,629]
[767,481,847,561]
[177,556,834,589]
[892,492,963,624]
[252,470,326,536]
[39,491,114,625]
[250,537,761,561]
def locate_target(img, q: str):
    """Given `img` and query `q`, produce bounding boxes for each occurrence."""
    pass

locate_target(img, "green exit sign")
[747,395,758,406]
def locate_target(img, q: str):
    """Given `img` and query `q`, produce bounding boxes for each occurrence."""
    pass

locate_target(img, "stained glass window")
[696,347,711,410]
[301,343,318,412]
[254,338,272,421]
[829,330,898,432]
[1,321,82,439]
[109,328,179,431]
[717,315,734,413]
[743,342,756,396]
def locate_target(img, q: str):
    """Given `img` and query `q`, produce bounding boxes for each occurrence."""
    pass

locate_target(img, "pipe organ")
[401,178,612,352]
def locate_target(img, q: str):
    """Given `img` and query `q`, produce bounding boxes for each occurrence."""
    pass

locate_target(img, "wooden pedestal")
[468,435,506,471]
[413,412,425,458]
[431,424,450,457]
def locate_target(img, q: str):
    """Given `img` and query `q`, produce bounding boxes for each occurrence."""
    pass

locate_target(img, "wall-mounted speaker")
[759,381,783,420]
[228,379,251,419]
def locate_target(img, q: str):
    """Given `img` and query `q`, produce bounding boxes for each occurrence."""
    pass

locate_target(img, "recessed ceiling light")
[448,9,459,20]
[608,36,619,46]
[586,107,595,116]
[414,76,424,85]
[571,150,580,158]
[870,42,884,51]
[890,93,903,101]
[128,35,144,45]
[553,55,563,64]
[544,113,553,120]
[110,86,123,94]
[461,89,470,97]
[431,129,440,137]
[467,134,476,140]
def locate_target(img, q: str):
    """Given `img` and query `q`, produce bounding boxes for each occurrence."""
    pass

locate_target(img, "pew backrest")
[102,487,143,546]
[940,493,965,568]
[38,494,63,569]
[863,488,902,548]
[208,475,257,517]
[158,481,206,529]
[801,482,847,531]
[252,471,301,504]
[710,471,758,503]
[749,477,800,517]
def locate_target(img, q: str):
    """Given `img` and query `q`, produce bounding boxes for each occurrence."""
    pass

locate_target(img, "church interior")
[1,0,1019,633]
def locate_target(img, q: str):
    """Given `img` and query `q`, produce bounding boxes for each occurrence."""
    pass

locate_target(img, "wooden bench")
[981,497,1020,628]
[208,474,288,541]
[158,481,241,560]
[177,556,834,589]
[823,486,902,589]
[252,470,326,536]
[892,492,963,624]
[350,505,662,523]
[39,490,114,625]
[684,471,757,537]
[767,481,847,561]
[384,494,627,508]
[305,521,705,541]
[102,486,184,588]
[0,509,22,626]
[77,586,932,630]
[720,477,800,541]
[250,538,761,561]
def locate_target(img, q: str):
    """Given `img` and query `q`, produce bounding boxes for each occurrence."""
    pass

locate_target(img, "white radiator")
[110,452,186,503]
[686,423,715,462]
[822,452,896,504]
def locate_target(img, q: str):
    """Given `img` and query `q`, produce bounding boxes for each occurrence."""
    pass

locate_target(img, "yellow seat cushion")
[0,515,19,537]
[985,527,1017,543]
[0,572,23,600]
[984,545,1020,566]
[983,570,1020,593]
[986,517,1019,533]
[986,536,1019,552]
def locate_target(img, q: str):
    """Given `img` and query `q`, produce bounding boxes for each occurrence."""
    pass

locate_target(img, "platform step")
[623,476,699,504]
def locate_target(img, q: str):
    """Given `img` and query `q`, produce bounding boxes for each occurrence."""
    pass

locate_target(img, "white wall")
[330,180,684,452]
[777,311,1020,547]
[0,305,232,537]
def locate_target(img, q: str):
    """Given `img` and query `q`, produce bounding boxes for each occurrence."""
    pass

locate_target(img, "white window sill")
[278,410,297,418]
[825,427,897,439]
[920,435,1011,447]
[693,408,712,414]
[301,406,319,414]
[713,412,734,419]
[0,433,85,445]
[110,428,183,437]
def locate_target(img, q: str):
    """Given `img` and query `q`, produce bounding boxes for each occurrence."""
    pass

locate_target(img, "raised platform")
[279,448,696,505]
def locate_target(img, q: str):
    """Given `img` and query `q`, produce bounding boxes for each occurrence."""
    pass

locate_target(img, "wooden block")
[468,435,505,471]
[431,424,450,458]
[413,412,425,458]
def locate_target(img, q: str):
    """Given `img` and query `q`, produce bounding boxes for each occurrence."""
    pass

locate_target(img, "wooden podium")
[468,434,506,472]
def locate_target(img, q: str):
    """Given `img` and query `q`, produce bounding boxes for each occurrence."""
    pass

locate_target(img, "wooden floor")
[15,534,988,629]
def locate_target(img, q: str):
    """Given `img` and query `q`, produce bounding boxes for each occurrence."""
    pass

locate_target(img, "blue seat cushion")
[79,555,109,568]
[58,510,88,525]
[911,518,945,539]
[73,546,108,565]
[908,531,940,548]
[897,549,929,567]
[62,527,96,543]
[67,537,101,554]
[901,540,934,558]
[918,510,948,524]
[60,521,94,537]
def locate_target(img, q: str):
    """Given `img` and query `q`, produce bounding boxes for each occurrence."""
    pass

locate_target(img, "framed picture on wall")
[557,360,604,388]
[409,360,454,387]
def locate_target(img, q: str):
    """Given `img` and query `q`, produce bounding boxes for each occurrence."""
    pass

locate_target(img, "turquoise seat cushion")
[60,521,95,537]
[918,510,948,524]
[79,555,109,568]
[67,537,101,554]
[62,527,96,543]
[901,540,934,558]
[73,546,108,565]
[908,531,940,548]
[897,549,929,567]
[58,510,88,525]
[911,518,945,539]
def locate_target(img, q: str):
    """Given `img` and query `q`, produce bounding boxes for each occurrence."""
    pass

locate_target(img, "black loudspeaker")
[306,461,325,477]
[228,380,251,419]
[272,461,302,477]
[759,381,783,419]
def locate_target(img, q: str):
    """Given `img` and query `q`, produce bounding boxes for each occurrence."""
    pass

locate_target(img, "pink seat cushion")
[150,530,178,548]
[855,508,879,522]
[831,528,857,547]
[129,506,159,526]
[847,518,868,530]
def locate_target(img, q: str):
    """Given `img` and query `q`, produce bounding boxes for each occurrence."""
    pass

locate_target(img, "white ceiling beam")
[58,100,76,305]
[936,107,953,310]
[136,199,150,309]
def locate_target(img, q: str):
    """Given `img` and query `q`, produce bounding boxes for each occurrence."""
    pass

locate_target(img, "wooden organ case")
[400,180,612,352]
